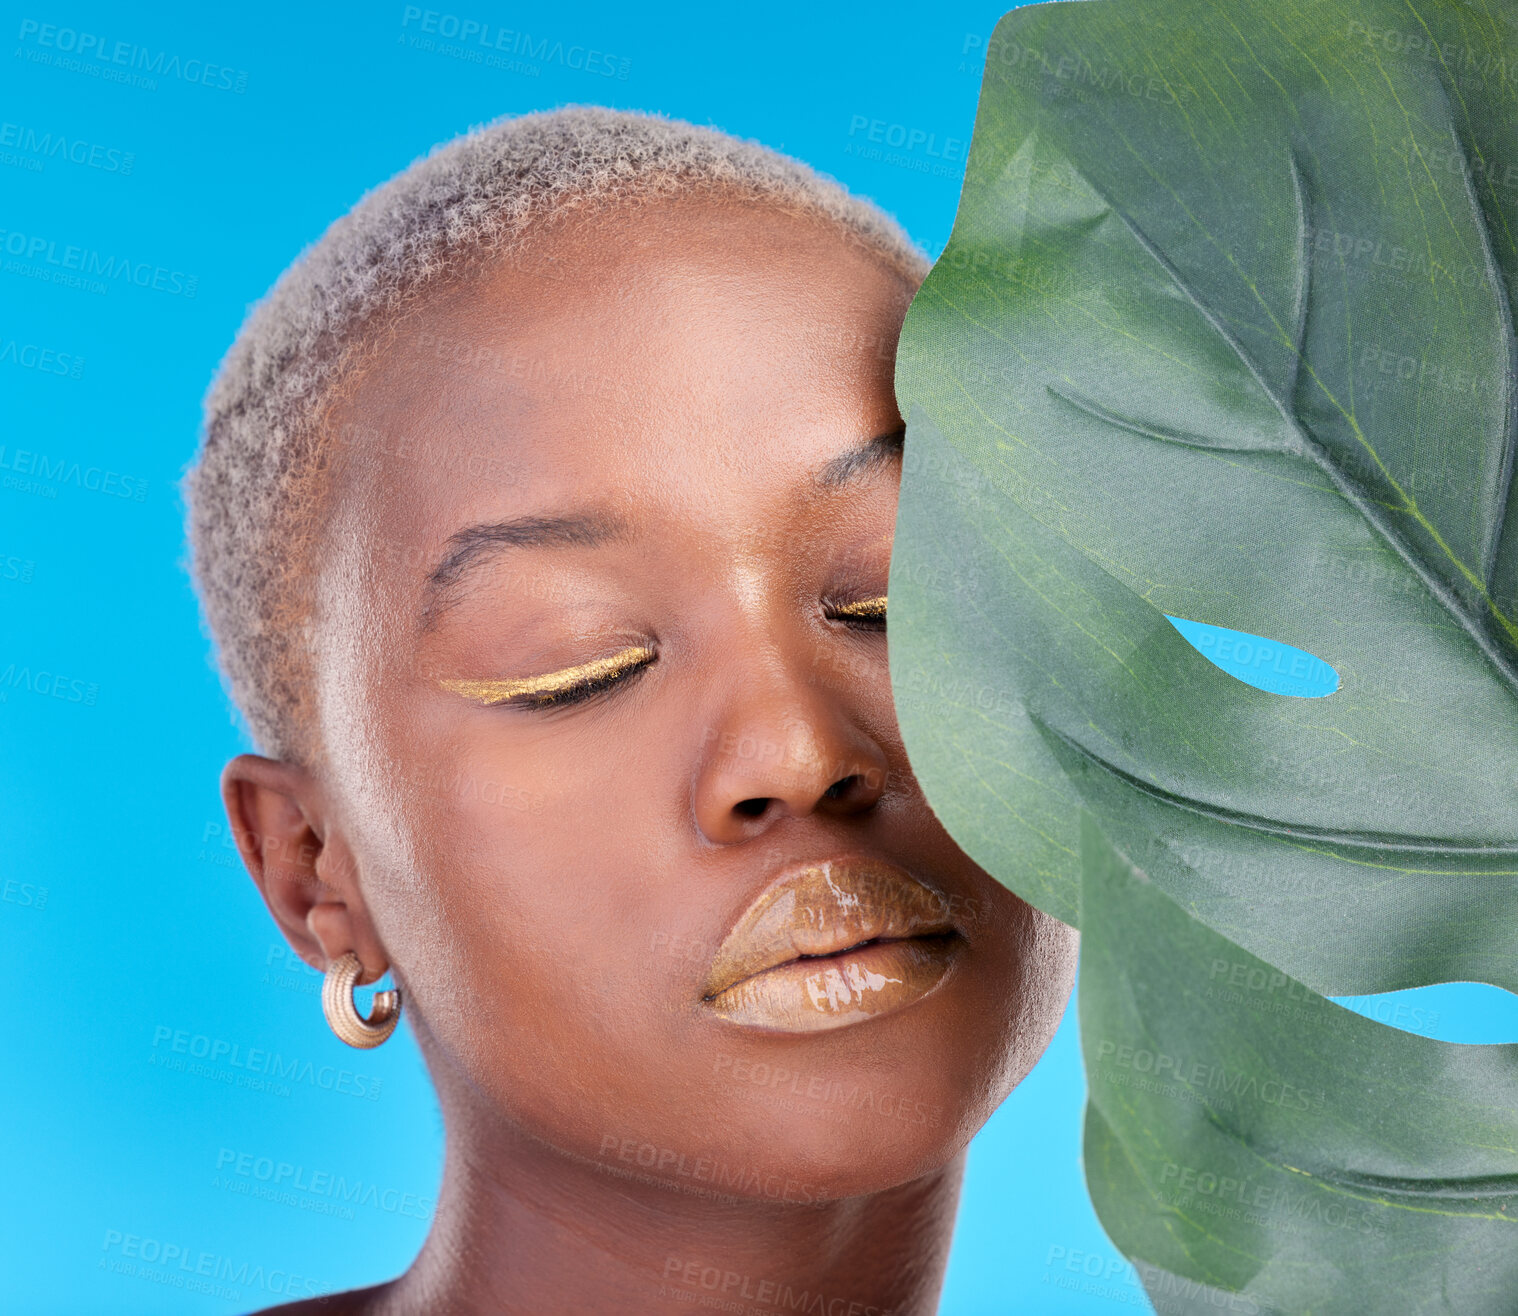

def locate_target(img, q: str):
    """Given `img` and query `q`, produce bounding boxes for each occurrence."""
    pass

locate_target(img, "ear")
[221,754,392,984]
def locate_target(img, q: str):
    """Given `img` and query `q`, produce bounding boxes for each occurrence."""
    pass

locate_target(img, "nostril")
[819,771,868,801]
[734,797,770,818]
[823,775,859,800]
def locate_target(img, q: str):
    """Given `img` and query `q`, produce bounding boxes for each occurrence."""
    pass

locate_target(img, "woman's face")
[306,194,1078,1199]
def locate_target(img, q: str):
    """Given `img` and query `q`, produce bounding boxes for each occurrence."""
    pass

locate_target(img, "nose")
[692,654,890,845]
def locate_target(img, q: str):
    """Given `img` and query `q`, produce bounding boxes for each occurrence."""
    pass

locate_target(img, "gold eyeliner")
[440,644,655,706]
[831,595,887,619]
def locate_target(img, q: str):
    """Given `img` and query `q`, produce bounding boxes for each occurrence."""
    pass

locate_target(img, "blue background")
[4,2,1516,1312]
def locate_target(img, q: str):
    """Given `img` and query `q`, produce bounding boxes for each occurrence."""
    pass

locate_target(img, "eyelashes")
[440,595,887,712]
[440,645,656,709]
[827,594,887,628]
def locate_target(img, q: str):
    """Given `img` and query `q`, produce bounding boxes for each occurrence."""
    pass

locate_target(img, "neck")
[376,1082,966,1316]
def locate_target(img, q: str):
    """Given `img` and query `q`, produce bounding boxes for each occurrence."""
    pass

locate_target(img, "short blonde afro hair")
[183,104,930,764]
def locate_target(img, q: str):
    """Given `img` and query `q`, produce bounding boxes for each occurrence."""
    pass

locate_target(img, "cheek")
[1002,905,1080,1085]
[360,740,715,1142]
[945,890,1079,1106]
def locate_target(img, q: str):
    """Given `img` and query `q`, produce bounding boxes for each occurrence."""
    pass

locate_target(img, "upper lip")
[701,854,962,1000]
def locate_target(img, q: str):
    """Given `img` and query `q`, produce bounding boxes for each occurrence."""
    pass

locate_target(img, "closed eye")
[439,594,885,713]
[439,644,657,710]
[826,594,887,630]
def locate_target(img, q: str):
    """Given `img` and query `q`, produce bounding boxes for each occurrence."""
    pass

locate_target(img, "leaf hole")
[1165,615,1339,698]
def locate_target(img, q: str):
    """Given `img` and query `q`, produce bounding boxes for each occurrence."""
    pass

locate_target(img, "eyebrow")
[420,510,629,629]
[814,426,905,489]
[419,426,905,628]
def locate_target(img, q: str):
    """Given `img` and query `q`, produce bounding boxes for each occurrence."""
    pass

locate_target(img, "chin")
[673,965,1024,1202]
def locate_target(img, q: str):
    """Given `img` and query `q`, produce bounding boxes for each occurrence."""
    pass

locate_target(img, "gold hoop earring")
[322,951,402,1049]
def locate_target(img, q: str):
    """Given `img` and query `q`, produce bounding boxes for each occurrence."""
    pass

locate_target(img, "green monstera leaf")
[1079,812,1518,1312]
[889,0,1518,1304]
[891,0,1518,998]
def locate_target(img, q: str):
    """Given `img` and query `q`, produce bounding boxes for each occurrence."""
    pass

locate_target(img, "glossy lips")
[701,857,965,1032]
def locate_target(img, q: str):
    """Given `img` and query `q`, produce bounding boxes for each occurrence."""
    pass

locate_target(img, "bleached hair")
[182,104,930,765]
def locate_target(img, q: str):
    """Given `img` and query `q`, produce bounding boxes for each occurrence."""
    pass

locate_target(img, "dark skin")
[225,192,1079,1315]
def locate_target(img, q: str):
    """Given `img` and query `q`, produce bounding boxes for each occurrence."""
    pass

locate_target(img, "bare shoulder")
[245,1281,396,1315]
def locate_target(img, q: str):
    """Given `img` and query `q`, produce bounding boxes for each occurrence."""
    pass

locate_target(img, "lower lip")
[703,934,964,1033]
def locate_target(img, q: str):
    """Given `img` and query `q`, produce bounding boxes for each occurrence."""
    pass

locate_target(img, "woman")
[184,105,1078,1315]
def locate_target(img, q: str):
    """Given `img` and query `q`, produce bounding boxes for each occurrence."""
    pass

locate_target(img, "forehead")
[322,194,913,572]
